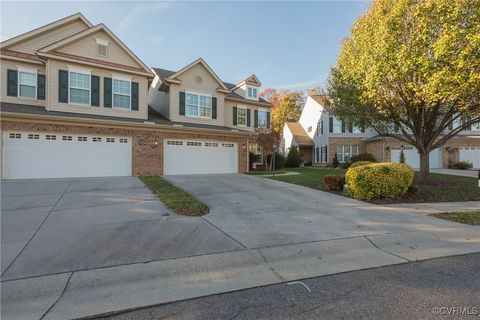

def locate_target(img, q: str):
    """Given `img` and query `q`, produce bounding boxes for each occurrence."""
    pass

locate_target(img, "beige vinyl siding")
[168,63,226,126]
[57,30,144,69]
[46,59,148,120]
[0,59,46,107]
[7,20,89,55]
[225,101,268,132]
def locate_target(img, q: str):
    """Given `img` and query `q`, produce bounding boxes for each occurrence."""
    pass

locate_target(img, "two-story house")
[149,58,272,173]
[0,13,271,179]
[283,95,480,169]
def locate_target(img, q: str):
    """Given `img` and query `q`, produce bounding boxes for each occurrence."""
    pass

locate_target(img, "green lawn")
[140,176,209,216]
[268,168,479,203]
[268,167,346,190]
[410,173,480,203]
[430,211,480,225]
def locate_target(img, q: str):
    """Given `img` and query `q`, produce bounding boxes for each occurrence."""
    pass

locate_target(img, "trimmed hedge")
[323,175,345,191]
[345,162,414,200]
[351,153,377,163]
[349,161,373,169]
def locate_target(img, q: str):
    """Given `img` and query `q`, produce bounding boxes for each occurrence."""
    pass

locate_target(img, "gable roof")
[244,74,261,86]
[37,23,152,75]
[165,58,229,91]
[152,67,271,106]
[1,13,92,49]
[286,122,314,146]
[309,95,330,107]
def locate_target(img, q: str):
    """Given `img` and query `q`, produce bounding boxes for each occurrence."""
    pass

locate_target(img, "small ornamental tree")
[327,0,480,180]
[399,150,406,164]
[255,128,277,170]
[285,146,302,167]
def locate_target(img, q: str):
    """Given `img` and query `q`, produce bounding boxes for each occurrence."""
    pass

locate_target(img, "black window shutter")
[212,97,217,119]
[247,109,251,127]
[329,117,333,133]
[104,77,112,108]
[233,106,237,125]
[91,75,100,106]
[342,120,346,133]
[58,70,68,103]
[267,112,271,129]
[361,125,365,133]
[37,74,46,100]
[179,91,185,115]
[7,69,18,97]
[254,110,258,127]
[131,82,139,111]
[349,123,353,133]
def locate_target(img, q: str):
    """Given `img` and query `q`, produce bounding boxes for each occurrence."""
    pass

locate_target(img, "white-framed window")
[321,145,328,163]
[187,141,202,146]
[18,68,37,99]
[92,137,102,142]
[167,140,182,145]
[46,135,56,140]
[95,38,109,57]
[205,142,219,147]
[308,126,312,133]
[237,107,247,126]
[336,145,359,163]
[249,143,263,164]
[317,120,323,136]
[69,69,90,105]
[62,136,72,141]
[113,77,131,110]
[186,92,212,118]
[9,133,21,139]
[119,138,128,143]
[258,110,268,128]
[78,136,87,142]
[315,147,320,162]
[28,134,39,140]
[247,86,258,99]
[332,117,342,133]
[222,143,234,148]
[106,138,115,143]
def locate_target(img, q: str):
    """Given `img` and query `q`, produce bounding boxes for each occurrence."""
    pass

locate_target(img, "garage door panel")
[3,132,131,179]
[391,148,442,169]
[164,140,238,175]
[459,147,480,168]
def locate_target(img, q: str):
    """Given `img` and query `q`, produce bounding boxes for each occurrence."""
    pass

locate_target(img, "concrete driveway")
[2,175,479,320]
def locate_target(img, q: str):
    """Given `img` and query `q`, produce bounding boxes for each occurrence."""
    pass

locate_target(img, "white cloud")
[274,74,329,90]
[150,36,164,44]
[116,2,172,31]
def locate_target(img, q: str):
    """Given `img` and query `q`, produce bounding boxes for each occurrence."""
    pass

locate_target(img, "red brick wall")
[1,120,248,176]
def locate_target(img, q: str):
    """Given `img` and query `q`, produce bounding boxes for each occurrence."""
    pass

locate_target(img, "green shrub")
[448,161,473,170]
[266,153,286,170]
[345,162,414,200]
[332,153,340,167]
[349,161,373,169]
[249,152,261,167]
[285,146,302,167]
[323,175,345,191]
[341,161,352,169]
[351,153,377,163]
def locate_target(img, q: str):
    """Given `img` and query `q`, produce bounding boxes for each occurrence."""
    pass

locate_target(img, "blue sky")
[1,1,370,90]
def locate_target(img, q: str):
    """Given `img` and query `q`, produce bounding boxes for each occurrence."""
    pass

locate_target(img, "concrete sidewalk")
[382,201,479,215]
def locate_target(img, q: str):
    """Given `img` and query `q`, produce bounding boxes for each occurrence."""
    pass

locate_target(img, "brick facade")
[1,120,249,176]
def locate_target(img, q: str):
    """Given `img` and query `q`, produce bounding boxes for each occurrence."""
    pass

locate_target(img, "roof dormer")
[232,74,261,101]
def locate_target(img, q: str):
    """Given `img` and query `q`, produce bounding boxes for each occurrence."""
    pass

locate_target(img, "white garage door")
[3,131,132,179]
[459,146,480,169]
[164,139,238,175]
[391,147,442,169]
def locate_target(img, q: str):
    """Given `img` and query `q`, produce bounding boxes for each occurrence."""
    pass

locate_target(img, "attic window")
[247,86,258,99]
[95,38,109,57]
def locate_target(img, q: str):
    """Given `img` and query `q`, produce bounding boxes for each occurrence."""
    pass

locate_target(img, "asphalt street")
[93,253,480,320]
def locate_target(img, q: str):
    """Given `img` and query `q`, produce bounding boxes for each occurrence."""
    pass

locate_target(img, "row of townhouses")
[0,13,271,179]
[283,95,480,169]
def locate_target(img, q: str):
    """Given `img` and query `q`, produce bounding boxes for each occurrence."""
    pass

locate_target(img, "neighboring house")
[283,95,480,169]
[149,59,272,171]
[0,13,271,179]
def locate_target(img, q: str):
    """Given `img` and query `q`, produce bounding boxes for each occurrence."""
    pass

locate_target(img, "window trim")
[95,38,109,57]
[185,91,212,119]
[246,86,258,100]
[257,109,268,128]
[236,107,247,126]
[112,75,132,110]
[17,67,38,100]
[68,67,91,106]
[332,117,343,133]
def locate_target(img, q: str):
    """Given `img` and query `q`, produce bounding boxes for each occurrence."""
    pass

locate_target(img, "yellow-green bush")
[349,161,373,169]
[345,162,414,200]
